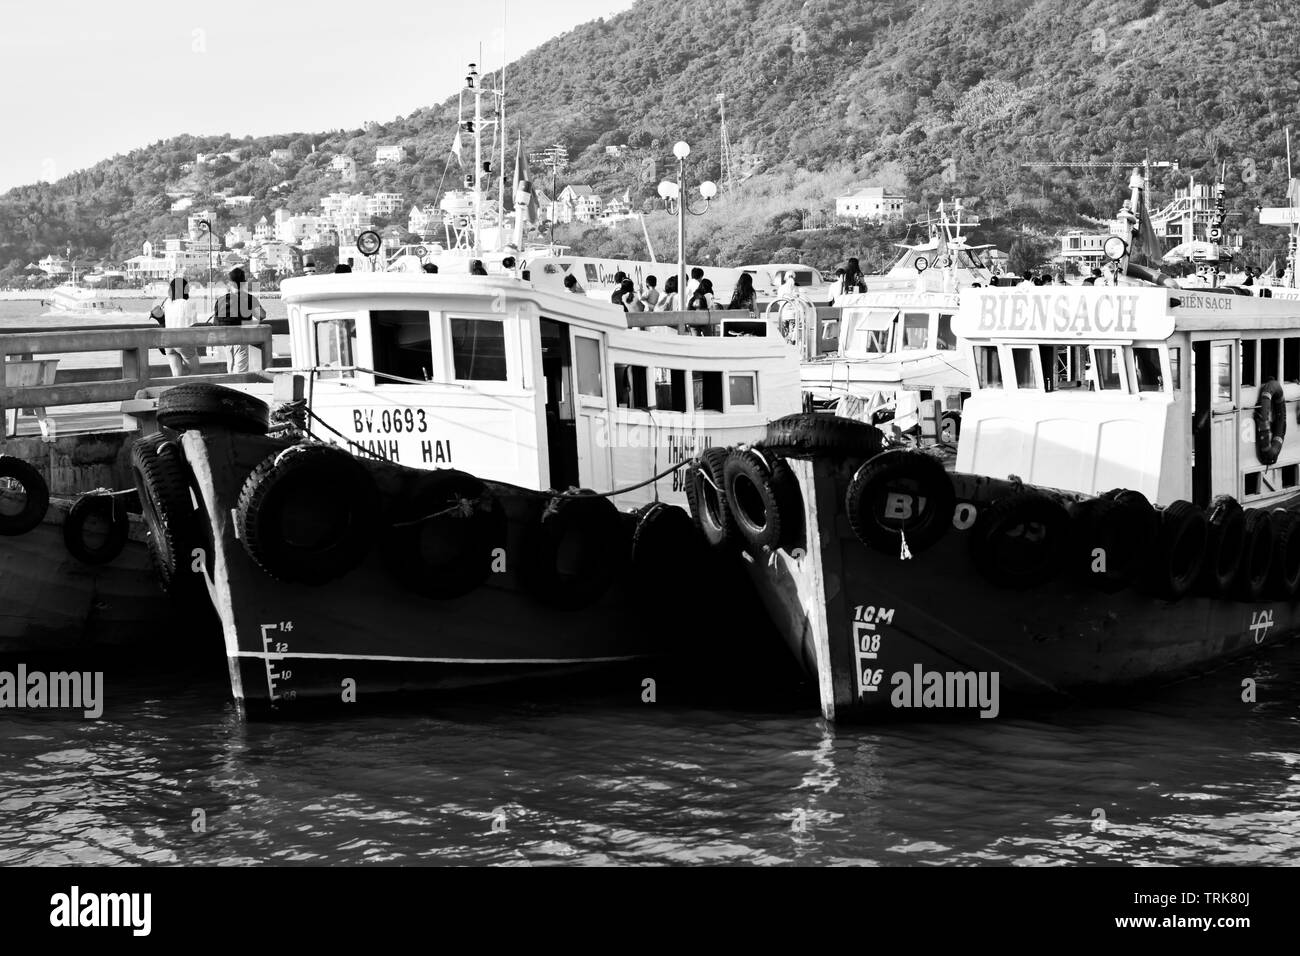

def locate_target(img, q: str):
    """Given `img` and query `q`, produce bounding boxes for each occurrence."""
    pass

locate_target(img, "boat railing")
[0,324,273,435]
[626,308,784,337]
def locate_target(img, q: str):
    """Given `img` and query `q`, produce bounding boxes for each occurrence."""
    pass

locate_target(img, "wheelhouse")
[954,285,1300,507]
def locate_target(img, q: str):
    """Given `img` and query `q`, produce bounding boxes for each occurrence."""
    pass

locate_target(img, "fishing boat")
[691,180,1300,721]
[127,64,803,712]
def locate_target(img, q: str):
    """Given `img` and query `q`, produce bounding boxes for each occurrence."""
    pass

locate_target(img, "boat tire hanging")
[157,383,270,435]
[631,501,710,593]
[1069,497,1141,590]
[62,493,130,566]
[845,450,955,555]
[236,443,380,585]
[1142,500,1207,600]
[1266,507,1300,599]
[1232,508,1274,601]
[968,491,1071,589]
[686,447,736,549]
[1196,495,1245,596]
[0,455,49,536]
[381,469,505,600]
[522,492,625,610]
[1253,378,1286,466]
[131,433,200,593]
[722,448,803,552]
[760,413,884,461]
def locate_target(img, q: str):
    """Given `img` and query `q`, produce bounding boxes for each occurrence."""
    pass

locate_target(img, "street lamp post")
[658,141,717,311]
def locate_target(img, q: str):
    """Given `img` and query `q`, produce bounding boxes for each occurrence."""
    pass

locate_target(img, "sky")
[0,0,636,193]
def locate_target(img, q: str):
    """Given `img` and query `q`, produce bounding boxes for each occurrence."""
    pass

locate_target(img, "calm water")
[1,639,1297,866]
[1,296,1298,866]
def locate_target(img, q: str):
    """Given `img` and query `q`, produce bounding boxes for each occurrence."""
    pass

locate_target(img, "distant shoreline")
[0,289,281,301]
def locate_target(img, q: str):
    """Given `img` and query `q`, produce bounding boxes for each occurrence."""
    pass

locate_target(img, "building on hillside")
[408,203,441,238]
[367,192,404,219]
[835,186,907,220]
[374,145,408,166]
[223,195,254,209]
[123,236,222,283]
[170,196,194,212]
[556,185,601,223]
[270,148,294,164]
[248,240,300,276]
[604,145,628,157]
[186,210,218,241]
[330,156,357,181]
[37,255,71,277]
[1149,178,1217,244]
[224,225,253,248]
[1055,232,1111,271]
[273,209,327,244]
[253,216,274,241]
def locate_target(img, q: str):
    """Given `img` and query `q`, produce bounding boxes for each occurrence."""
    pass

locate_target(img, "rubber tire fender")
[381,469,505,599]
[1232,508,1274,601]
[968,491,1071,589]
[631,501,711,594]
[0,455,49,536]
[157,383,270,435]
[1143,500,1206,600]
[236,444,380,585]
[523,492,625,611]
[722,449,803,552]
[1068,497,1141,590]
[1253,378,1286,466]
[1196,495,1245,596]
[1266,507,1300,600]
[63,493,130,565]
[131,433,201,594]
[845,450,955,555]
[761,413,884,461]
[686,447,736,549]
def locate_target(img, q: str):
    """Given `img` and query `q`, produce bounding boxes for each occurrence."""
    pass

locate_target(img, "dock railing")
[0,324,273,437]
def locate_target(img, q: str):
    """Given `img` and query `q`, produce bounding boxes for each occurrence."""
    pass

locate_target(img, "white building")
[123,239,222,283]
[835,186,907,220]
[367,192,404,219]
[187,210,217,241]
[320,192,372,236]
[270,148,294,164]
[223,195,254,209]
[374,145,408,166]
[556,185,601,223]
[407,203,440,238]
[330,156,357,181]
[1056,233,1110,271]
[274,209,327,244]
[37,255,71,276]
[224,225,253,248]
[170,196,194,212]
[253,216,274,241]
[249,240,298,275]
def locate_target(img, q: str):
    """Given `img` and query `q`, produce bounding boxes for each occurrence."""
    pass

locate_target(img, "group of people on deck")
[562,267,764,314]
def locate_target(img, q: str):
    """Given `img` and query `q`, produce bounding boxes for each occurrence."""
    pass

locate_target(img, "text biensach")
[0,666,102,718]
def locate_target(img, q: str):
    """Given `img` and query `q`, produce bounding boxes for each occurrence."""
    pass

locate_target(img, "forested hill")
[3,0,1298,276]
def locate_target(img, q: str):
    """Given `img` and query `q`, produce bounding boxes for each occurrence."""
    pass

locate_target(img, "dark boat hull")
[179,428,692,711]
[743,457,1297,721]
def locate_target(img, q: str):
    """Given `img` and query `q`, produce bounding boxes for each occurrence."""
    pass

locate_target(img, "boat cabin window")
[1010,347,1038,389]
[974,345,1003,388]
[654,367,687,412]
[314,317,356,379]
[1241,339,1257,387]
[1286,340,1300,383]
[846,309,894,353]
[902,313,929,350]
[1212,344,1233,403]
[1042,344,1089,390]
[692,371,724,412]
[372,310,433,382]
[449,316,508,381]
[729,373,757,408]
[1092,346,1124,391]
[615,363,649,409]
[1133,347,1163,393]
[1170,347,1181,391]
[936,313,956,350]
[1262,338,1280,383]
[575,337,603,397]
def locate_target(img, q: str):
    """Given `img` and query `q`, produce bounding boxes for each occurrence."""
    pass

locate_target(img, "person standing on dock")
[210,268,266,374]
[153,277,200,377]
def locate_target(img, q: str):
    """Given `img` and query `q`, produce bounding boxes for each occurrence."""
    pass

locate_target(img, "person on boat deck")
[618,279,643,312]
[150,277,200,377]
[640,275,660,310]
[609,272,628,305]
[422,263,439,274]
[687,277,716,311]
[469,259,488,275]
[563,274,586,294]
[210,268,266,374]
[727,272,757,312]
[654,275,680,311]
[685,267,705,303]
[842,257,867,294]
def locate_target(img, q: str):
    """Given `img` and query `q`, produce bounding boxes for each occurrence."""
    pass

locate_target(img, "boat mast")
[469,62,483,258]
[497,10,507,238]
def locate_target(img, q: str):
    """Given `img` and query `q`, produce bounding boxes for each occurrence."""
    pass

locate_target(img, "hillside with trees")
[2,0,1296,282]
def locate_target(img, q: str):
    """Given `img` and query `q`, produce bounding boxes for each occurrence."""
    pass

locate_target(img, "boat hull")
[178,427,719,711]
[742,456,1297,720]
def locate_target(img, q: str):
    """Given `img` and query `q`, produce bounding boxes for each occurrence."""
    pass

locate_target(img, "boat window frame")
[900,311,931,351]
[972,343,1003,390]
[726,371,758,411]
[309,310,361,382]
[443,310,513,386]
[1090,344,1128,393]
[1131,343,1169,395]
[1005,344,1042,391]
